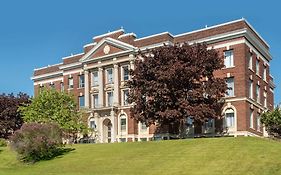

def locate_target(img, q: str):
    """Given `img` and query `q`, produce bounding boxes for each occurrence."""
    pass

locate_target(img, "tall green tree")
[19,89,85,135]
[261,106,281,138]
[128,43,227,135]
[0,93,30,139]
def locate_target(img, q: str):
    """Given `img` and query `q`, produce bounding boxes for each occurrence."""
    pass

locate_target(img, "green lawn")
[1,137,281,175]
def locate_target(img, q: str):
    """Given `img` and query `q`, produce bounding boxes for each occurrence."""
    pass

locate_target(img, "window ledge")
[222,66,235,70]
[248,68,254,73]
[225,95,236,98]
[256,74,261,78]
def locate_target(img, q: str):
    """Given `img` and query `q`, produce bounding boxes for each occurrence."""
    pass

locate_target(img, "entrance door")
[103,118,112,143]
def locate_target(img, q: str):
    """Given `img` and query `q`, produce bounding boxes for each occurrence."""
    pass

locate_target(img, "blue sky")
[0,0,280,104]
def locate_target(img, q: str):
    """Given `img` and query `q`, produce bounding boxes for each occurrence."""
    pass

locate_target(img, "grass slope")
[0,137,281,175]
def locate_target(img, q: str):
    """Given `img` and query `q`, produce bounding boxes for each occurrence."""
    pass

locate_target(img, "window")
[107,91,113,107]
[264,92,267,108]
[186,117,193,127]
[79,96,85,108]
[93,94,99,108]
[257,115,261,131]
[249,80,253,99]
[79,75,85,88]
[39,85,44,93]
[120,115,126,132]
[60,82,64,92]
[263,66,267,81]
[256,85,260,103]
[248,54,253,70]
[89,119,96,129]
[204,118,214,128]
[250,109,254,128]
[123,89,129,106]
[224,50,234,68]
[120,138,126,142]
[68,77,73,89]
[225,109,235,128]
[107,68,113,84]
[122,65,129,81]
[226,77,234,97]
[92,71,98,86]
[49,83,55,89]
[141,122,147,131]
[256,59,260,75]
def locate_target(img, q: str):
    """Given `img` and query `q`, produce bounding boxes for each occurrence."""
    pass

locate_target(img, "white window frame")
[79,74,85,88]
[249,80,253,99]
[89,118,96,130]
[257,115,261,132]
[79,95,85,108]
[225,109,235,128]
[121,65,129,81]
[92,71,99,87]
[122,89,129,106]
[92,94,99,108]
[264,92,267,108]
[263,66,267,81]
[248,54,253,70]
[256,85,260,103]
[120,115,127,133]
[107,91,113,107]
[49,82,55,89]
[224,50,234,68]
[68,77,74,89]
[60,82,64,92]
[106,68,113,84]
[250,109,254,129]
[256,59,260,76]
[226,77,234,97]
[141,122,147,132]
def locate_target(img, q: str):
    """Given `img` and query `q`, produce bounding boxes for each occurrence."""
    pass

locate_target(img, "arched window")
[225,108,235,127]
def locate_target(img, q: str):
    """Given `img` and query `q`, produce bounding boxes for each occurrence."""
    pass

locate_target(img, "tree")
[19,89,85,139]
[128,43,227,135]
[0,93,30,139]
[261,106,281,138]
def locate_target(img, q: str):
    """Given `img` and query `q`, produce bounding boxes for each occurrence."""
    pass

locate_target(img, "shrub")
[10,122,63,162]
[0,138,7,147]
[261,107,281,138]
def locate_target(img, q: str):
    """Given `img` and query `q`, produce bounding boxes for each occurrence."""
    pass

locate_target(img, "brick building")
[32,19,275,143]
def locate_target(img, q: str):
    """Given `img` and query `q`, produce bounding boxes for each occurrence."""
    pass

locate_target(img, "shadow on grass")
[53,147,75,159]
[23,147,76,164]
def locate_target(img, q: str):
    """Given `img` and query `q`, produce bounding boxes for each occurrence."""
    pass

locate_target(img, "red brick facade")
[32,19,275,142]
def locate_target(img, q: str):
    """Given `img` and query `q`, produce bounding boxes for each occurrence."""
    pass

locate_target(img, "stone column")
[94,112,100,143]
[111,110,116,143]
[98,67,104,107]
[113,63,119,106]
[84,66,90,108]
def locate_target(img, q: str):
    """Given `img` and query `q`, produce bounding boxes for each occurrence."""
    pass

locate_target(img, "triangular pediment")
[80,37,137,62]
